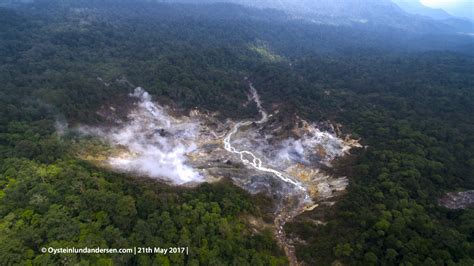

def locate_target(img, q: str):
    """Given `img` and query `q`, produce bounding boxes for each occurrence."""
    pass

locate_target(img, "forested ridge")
[0,1,473,265]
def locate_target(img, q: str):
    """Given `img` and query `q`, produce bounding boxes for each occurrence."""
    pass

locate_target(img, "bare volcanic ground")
[71,81,362,265]
[439,191,474,210]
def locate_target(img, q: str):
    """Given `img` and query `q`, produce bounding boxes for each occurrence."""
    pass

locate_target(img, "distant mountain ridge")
[1,0,473,34]
[392,0,453,20]
[161,0,473,33]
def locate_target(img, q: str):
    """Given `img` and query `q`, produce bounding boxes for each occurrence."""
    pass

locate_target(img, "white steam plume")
[79,87,203,185]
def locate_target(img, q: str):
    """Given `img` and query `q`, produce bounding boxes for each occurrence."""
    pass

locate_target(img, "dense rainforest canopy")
[0,0,472,265]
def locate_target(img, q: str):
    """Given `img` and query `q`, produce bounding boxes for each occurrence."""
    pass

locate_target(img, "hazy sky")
[420,0,473,19]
